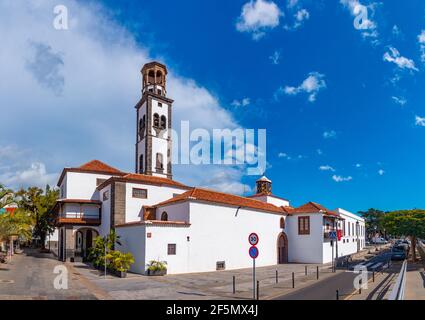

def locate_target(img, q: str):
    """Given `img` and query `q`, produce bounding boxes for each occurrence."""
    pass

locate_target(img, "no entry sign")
[248,233,259,246]
[249,245,259,259]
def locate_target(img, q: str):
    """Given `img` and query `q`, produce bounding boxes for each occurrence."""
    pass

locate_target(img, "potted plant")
[106,250,135,278]
[146,260,167,276]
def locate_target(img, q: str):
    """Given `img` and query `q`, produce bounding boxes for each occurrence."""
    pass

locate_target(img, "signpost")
[329,231,337,272]
[248,233,259,300]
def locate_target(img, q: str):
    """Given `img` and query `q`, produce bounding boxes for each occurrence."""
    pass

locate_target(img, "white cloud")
[332,175,353,182]
[383,47,418,72]
[236,0,282,40]
[418,30,425,62]
[281,72,326,102]
[0,162,57,189]
[284,8,310,30]
[231,97,251,107]
[355,163,362,168]
[323,130,337,139]
[415,115,425,127]
[0,1,249,193]
[269,50,281,65]
[391,96,407,106]
[319,165,335,172]
[392,25,401,38]
[278,152,291,160]
[378,169,385,176]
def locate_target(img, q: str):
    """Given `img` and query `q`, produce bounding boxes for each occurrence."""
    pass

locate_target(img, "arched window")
[161,211,168,221]
[148,70,155,84]
[160,115,166,129]
[156,70,163,83]
[153,113,159,127]
[139,154,144,173]
[156,153,163,169]
[280,217,285,229]
[139,115,145,137]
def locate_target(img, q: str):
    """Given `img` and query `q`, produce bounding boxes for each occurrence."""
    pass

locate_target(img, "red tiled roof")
[78,160,123,174]
[57,160,126,186]
[290,201,339,217]
[154,188,286,214]
[114,220,190,228]
[121,173,190,189]
[248,192,289,202]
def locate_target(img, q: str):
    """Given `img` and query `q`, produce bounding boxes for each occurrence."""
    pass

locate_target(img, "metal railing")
[388,259,407,300]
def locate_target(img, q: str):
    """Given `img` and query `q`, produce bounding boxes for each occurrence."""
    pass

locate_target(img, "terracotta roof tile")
[154,188,286,214]
[78,160,123,174]
[120,173,190,189]
[290,201,339,217]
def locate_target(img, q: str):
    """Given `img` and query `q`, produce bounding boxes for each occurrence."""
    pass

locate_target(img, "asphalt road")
[274,250,392,300]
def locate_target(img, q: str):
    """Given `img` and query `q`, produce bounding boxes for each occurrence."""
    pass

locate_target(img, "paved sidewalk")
[71,261,335,300]
[405,245,425,300]
[0,249,96,300]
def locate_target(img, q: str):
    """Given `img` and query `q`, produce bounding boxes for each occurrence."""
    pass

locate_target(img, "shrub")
[146,260,167,272]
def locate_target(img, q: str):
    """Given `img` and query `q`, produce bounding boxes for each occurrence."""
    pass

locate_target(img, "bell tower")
[256,176,272,195]
[135,62,173,179]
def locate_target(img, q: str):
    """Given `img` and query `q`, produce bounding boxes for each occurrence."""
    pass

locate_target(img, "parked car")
[371,237,388,244]
[391,245,407,261]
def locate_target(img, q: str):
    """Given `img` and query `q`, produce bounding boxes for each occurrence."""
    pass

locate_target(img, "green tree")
[382,210,425,261]
[358,208,387,239]
[16,185,58,250]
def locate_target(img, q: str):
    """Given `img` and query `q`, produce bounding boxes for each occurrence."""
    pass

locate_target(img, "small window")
[158,102,162,107]
[216,261,226,270]
[96,178,107,187]
[298,216,310,235]
[132,188,147,199]
[148,88,154,93]
[156,153,164,170]
[161,211,168,221]
[280,217,285,229]
[167,244,176,255]
[153,113,160,127]
[160,115,166,129]
[103,191,109,201]
[157,89,162,95]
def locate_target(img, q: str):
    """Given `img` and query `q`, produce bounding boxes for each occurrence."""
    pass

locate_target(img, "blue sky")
[1,0,425,213]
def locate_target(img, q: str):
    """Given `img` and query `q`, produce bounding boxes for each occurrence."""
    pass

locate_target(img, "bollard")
[359,279,362,294]
[292,272,295,288]
[233,276,235,294]
[256,280,259,300]
[372,271,375,282]
[336,290,339,300]
[275,270,278,284]
[305,266,307,276]
[316,266,319,280]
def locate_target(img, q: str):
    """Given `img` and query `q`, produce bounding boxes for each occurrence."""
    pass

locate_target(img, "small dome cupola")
[256,176,272,195]
[141,61,168,96]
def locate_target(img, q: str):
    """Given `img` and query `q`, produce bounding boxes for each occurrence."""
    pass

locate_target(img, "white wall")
[156,201,286,274]
[116,225,147,274]
[286,213,324,263]
[124,183,187,222]
[252,195,290,207]
[65,172,113,200]
[99,185,111,237]
[156,202,189,222]
[62,203,99,219]
[144,224,191,274]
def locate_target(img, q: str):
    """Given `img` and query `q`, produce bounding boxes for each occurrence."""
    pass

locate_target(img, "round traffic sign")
[249,245,259,259]
[248,233,259,246]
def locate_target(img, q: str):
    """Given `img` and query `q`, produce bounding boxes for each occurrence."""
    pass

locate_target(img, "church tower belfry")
[135,61,173,179]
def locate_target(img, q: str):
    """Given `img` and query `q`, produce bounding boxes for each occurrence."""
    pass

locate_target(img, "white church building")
[52,62,365,274]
